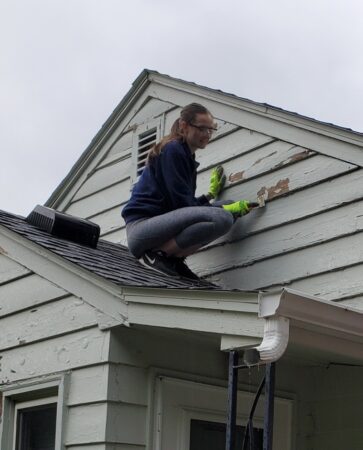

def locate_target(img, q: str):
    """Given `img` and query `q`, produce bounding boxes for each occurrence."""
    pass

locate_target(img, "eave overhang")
[0,222,263,339]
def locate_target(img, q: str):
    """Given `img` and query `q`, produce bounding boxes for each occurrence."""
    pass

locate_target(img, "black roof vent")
[27,205,100,248]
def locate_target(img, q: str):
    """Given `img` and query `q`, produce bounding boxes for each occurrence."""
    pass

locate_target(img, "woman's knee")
[213,209,234,234]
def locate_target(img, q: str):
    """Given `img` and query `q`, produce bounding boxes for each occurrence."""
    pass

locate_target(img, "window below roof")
[0,376,67,450]
[14,397,57,450]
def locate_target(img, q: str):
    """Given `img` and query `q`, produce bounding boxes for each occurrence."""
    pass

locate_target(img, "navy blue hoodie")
[122,140,210,224]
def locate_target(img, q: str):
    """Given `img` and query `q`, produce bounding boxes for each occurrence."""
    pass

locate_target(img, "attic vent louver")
[137,127,157,176]
[27,205,100,248]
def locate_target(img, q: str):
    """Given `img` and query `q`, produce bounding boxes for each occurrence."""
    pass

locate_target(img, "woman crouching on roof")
[122,103,257,280]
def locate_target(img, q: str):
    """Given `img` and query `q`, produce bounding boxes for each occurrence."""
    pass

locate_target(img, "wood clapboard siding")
[272,264,363,302]
[68,363,148,406]
[196,142,314,195]
[108,364,148,406]
[126,98,174,129]
[67,364,110,406]
[66,180,130,218]
[0,272,67,317]
[98,148,132,171]
[189,201,363,276]
[196,128,274,170]
[196,163,363,300]
[222,169,363,240]
[91,206,126,242]
[105,403,147,445]
[72,155,131,201]
[0,295,98,351]
[67,364,148,447]
[65,403,147,447]
[106,170,363,249]
[0,254,30,284]
[0,327,110,382]
[214,232,363,290]
[101,229,126,245]
[102,129,133,161]
[65,403,108,445]
[197,153,357,201]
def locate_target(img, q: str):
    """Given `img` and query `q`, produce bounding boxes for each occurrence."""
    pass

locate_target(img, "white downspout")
[243,316,290,366]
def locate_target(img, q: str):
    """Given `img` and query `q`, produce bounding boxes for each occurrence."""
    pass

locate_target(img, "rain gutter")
[243,288,363,366]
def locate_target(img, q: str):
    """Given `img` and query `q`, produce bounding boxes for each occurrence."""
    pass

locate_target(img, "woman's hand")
[208,165,226,199]
[222,200,258,217]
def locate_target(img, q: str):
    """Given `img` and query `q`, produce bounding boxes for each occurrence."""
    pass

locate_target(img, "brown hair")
[147,103,212,163]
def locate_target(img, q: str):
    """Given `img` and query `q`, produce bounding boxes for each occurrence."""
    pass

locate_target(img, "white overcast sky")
[1,0,362,216]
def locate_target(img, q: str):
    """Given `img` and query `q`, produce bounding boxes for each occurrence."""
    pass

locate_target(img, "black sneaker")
[174,258,200,280]
[139,251,180,277]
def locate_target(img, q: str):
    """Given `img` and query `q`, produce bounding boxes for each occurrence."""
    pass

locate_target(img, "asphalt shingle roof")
[0,209,222,290]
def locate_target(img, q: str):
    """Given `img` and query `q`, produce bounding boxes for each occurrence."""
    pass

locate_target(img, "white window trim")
[153,376,293,450]
[0,374,69,450]
[12,395,58,450]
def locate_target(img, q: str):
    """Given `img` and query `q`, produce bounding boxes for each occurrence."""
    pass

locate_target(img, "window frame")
[12,395,58,450]
[0,375,68,450]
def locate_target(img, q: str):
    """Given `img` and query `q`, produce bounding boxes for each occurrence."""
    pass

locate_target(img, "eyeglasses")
[189,123,218,136]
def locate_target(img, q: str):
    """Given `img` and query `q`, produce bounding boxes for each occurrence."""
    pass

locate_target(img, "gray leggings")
[126,205,234,258]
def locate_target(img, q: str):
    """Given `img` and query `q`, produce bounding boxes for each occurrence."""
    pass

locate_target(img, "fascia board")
[148,74,363,167]
[123,286,259,312]
[126,301,263,338]
[0,225,128,329]
[123,286,262,337]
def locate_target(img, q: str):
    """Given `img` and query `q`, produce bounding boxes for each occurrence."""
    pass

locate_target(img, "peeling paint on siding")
[273,149,313,170]
[253,151,278,166]
[257,178,290,201]
[229,171,245,182]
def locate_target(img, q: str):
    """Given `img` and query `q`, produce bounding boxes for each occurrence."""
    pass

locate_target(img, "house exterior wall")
[107,325,363,450]
[0,252,114,448]
[31,77,363,448]
[1,238,363,448]
[56,90,363,309]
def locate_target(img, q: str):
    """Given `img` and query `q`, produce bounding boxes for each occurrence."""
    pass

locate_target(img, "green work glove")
[222,200,251,217]
[208,165,226,199]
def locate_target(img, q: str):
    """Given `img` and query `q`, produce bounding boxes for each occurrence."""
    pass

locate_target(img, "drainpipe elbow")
[244,316,290,366]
